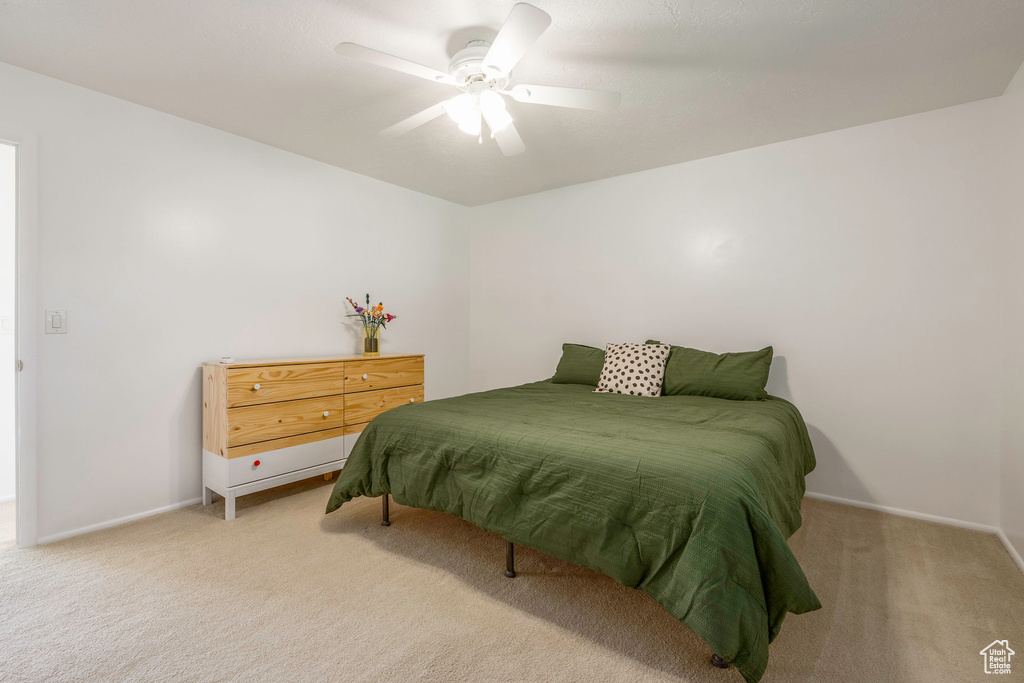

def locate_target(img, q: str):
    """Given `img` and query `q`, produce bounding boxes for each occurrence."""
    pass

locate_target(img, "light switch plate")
[45,309,67,334]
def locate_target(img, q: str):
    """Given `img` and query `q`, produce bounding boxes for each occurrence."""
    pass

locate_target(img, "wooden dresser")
[202,354,424,519]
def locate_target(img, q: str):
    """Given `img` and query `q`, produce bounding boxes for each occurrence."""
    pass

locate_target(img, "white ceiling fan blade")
[508,84,621,111]
[485,117,526,157]
[483,3,551,75]
[335,43,455,85]
[380,100,451,138]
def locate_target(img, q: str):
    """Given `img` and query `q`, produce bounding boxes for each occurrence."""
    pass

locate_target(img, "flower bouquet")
[346,294,397,357]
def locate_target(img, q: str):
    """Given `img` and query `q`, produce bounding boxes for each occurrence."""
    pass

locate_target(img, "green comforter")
[326,381,820,681]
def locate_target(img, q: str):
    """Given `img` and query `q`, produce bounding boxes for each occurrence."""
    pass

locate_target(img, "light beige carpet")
[1,480,1021,682]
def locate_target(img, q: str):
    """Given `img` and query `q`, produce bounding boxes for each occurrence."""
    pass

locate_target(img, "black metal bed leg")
[504,541,516,578]
[381,494,390,526]
[711,654,728,669]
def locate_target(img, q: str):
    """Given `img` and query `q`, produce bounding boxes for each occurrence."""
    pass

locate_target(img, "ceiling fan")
[335,3,621,156]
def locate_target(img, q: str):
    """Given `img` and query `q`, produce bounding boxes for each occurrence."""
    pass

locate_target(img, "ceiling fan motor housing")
[449,40,509,92]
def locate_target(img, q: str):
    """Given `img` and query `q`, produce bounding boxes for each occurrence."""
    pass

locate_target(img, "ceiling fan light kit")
[481,92,513,131]
[335,3,620,156]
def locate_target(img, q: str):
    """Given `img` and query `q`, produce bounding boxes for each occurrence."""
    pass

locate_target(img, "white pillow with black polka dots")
[594,343,671,397]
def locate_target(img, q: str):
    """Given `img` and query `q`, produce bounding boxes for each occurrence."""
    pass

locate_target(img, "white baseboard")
[0,494,14,504]
[37,497,203,545]
[996,529,1024,575]
[803,491,999,534]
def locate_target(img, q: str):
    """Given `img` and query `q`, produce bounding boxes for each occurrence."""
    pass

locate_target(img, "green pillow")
[551,343,606,386]
[646,340,773,400]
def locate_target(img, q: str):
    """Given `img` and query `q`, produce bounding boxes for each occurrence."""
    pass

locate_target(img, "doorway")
[0,142,14,544]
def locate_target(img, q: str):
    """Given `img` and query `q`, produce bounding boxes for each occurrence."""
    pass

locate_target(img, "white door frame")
[0,130,38,548]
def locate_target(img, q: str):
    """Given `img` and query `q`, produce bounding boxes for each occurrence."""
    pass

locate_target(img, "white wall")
[469,98,1006,527]
[0,63,470,541]
[999,63,1024,563]
[0,143,14,502]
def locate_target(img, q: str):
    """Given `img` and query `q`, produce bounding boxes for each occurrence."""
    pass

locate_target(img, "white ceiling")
[1,1,1023,206]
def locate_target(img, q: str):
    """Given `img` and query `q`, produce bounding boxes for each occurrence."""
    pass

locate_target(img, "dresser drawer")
[345,356,424,393]
[345,384,424,425]
[227,363,345,408]
[225,435,346,487]
[228,395,346,447]
[228,425,347,458]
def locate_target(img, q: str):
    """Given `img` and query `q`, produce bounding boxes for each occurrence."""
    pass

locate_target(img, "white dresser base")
[203,458,346,520]
[203,430,361,520]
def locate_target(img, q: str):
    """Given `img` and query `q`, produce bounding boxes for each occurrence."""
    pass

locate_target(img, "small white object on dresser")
[202,354,425,519]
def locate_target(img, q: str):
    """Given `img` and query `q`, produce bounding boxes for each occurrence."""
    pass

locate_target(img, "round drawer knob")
[323,411,330,417]
[362,374,368,380]
[253,460,261,467]
[409,398,415,403]
[253,383,261,390]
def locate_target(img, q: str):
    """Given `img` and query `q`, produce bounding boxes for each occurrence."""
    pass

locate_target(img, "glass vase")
[362,326,380,357]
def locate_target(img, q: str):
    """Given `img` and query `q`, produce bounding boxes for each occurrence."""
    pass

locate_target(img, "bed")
[325,380,821,682]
